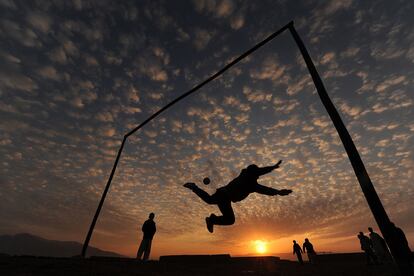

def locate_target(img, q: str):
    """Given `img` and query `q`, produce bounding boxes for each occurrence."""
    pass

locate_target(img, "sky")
[0,0,413,258]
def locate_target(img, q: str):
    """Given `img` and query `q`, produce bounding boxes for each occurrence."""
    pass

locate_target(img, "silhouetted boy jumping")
[183,160,292,233]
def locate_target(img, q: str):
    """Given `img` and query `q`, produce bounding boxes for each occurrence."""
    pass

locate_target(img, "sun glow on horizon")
[254,240,267,254]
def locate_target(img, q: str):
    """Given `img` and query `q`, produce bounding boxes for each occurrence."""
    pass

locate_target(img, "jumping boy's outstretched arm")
[256,160,282,176]
[254,184,292,196]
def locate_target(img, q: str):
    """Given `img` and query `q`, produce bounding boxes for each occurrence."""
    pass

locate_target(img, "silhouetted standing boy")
[293,240,304,264]
[368,227,391,264]
[137,213,156,261]
[183,160,292,233]
[303,238,316,264]
[357,232,377,265]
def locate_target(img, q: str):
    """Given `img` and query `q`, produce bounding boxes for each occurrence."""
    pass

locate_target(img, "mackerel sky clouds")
[0,0,413,257]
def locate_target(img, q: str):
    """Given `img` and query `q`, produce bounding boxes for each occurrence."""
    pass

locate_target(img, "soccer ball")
[203,177,210,185]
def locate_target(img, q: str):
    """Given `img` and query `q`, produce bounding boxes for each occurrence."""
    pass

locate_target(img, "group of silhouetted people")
[357,227,391,265]
[358,225,413,275]
[293,238,317,264]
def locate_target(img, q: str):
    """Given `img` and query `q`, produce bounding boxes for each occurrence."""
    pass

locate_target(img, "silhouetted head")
[305,238,309,242]
[149,213,155,220]
[368,227,373,233]
[293,240,296,244]
[359,231,363,236]
[246,164,259,173]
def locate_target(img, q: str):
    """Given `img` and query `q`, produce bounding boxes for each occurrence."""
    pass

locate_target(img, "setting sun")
[254,240,267,254]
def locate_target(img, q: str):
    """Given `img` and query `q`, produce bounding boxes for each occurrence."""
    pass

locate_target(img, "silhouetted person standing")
[137,213,156,261]
[303,238,316,264]
[358,232,377,265]
[293,240,303,264]
[183,160,292,233]
[368,227,391,264]
[388,222,413,276]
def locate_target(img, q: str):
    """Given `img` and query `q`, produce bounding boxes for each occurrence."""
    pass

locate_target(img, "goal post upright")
[81,135,127,258]
[288,23,406,272]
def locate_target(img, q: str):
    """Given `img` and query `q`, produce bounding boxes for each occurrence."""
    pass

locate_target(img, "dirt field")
[0,254,402,276]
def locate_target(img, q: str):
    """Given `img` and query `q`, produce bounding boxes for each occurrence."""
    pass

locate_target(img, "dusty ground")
[0,255,402,276]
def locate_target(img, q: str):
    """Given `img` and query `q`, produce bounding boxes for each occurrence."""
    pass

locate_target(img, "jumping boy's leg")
[184,183,234,232]
[205,200,235,233]
[183,183,216,204]
[215,201,235,225]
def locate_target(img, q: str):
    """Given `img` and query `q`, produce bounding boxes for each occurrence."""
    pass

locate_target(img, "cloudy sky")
[0,0,413,258]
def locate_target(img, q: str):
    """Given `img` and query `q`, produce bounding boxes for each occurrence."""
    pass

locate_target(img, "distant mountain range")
[0,233,124,258]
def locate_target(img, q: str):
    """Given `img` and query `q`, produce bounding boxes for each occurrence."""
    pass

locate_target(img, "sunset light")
[254,240,267,254]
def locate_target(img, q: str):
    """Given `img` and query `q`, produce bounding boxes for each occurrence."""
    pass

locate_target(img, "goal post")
[81,22,406,274]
